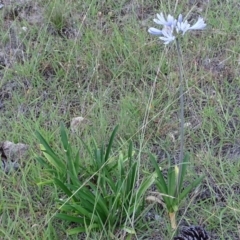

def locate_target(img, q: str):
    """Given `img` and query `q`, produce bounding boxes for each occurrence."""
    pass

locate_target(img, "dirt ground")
[1,0,240,239]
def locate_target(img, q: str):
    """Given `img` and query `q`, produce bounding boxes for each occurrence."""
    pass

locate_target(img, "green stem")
[176,38,184,168]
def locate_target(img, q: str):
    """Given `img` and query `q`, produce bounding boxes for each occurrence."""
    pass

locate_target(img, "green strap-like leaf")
[66,227,86,235]
[65,186,107,221]
[118,152,125,184]
[104,125,119,162]
[150,154,168,194]
[36,156,51,169]
[136,174,155,202]
[55,213,85,224]
[178,175,205,203]
[71,204,98,221]
[54,178,78,202]
[155,181,172,210]
[177,153,190,193]
[95,148,102,170]
[59,205,76,212]
[102,174,117,194]
[36,131,56,156]
[83,182,109,218]
[60,123,69,153]
[126,162,137,199]
[128,141,133,168]
[66,224,100,235]
[167,166,176,206]
[60,124,79,181]
[36,131,65,170]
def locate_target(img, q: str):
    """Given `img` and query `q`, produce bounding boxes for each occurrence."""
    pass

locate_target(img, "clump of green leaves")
[150,153,204,229]
[36,125,155,235]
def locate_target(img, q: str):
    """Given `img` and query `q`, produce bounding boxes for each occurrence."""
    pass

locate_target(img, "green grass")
[1,0,240,239]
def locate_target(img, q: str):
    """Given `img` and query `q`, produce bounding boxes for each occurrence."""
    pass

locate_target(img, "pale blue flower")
[154,12,177,28]
[148,27,162,36]
[148,26,175,44]
[148,12,206,44]
[189,17,206,30]
[176,20,191,34]
[159,26,175,45]
[178,14,183,23]
[177,17,206,34]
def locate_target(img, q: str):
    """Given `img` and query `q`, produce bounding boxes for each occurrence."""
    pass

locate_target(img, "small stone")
[1,141,28,162]
[0,141,28,173]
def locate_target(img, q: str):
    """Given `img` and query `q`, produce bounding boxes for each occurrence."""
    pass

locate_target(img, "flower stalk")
[148,12,206,230]
[176,38,184,175]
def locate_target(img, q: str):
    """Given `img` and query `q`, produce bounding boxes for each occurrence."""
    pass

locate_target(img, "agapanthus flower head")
[148,12,206,44]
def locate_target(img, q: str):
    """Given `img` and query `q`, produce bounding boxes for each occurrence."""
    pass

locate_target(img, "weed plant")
[37,125,155,236]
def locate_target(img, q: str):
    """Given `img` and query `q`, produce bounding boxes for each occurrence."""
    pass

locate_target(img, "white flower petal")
[159,36,175,44]
[178,14,183,23]
[155,12,167,25]
[189,17,206,30]
[153,18,163,25]
[167,14,174,22]
[159,26,175,44]
[154,12,177,27]
[148,27,162,36]
[177,20,191,34]
[166,14,177,26]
